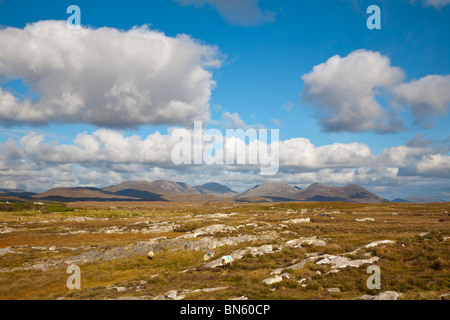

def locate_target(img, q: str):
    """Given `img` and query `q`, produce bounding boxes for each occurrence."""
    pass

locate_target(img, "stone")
[282,218,311,224]
[371,291,400,300]
[284,237,326,248]
[327,288,341,293]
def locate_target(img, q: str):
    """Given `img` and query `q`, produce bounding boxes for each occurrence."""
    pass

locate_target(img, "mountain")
[238,182,387,204]
[194,183,237,197]
[391,198,413,203]
[0,188,36,198]
[22,181,396,204]
[293,183,388,204]
[103,180,200,197]
[32,187,137,202]
[239,182,302,201]
[404,196,445,203]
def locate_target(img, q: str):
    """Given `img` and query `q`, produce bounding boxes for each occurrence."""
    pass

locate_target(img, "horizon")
[4,179,446,202]
[0,1,449,201]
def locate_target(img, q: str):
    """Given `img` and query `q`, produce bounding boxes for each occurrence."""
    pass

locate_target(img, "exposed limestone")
[0,247,14,256]
[282,218,311,224]
[284,237,327,248]
[156,287,228,300]
[354,291,400,300]
[316,254,379,269]
[262,273,290,285]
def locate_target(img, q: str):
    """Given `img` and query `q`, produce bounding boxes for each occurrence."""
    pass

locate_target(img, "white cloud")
[281,102,294,111]
[173,0,275,26]
[415,154,450,177]
[301,49,405,133]
[393,75,450,127]
[1,128,449,199]
[0,21,221,127]
[421,0,450,8]
[18,130,174,165]
[220,112,248,129]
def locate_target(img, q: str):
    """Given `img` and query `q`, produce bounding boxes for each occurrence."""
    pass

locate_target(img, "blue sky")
[0,0,449,200]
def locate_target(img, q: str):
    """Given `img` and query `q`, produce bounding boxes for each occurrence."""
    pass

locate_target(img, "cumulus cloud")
[406,134,434,148]
[18,130,175,165]
[173,0,275,26]
[419,0,450,8]
[301,50,406,133]
[2,127,449,196]
[0,21,221,127]
[302,50,450,133]
[279,138,373,169]
[393,75,450,127]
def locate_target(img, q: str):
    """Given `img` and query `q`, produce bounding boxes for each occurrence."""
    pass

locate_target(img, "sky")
[0,0,449,200]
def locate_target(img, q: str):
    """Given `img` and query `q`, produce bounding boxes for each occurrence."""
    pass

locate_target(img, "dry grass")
[0,201,449,300]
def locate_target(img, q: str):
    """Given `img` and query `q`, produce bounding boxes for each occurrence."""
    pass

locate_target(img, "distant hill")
[391,198,413,203]
[238,182,302,202]
[32,187,137,202]
[194,183,237,197]
[404,196,445,203]
[0,188,36,198]
[103,180,200,197]
[238,182,388,204]
[6,180,418,204]
[293,183,388,204]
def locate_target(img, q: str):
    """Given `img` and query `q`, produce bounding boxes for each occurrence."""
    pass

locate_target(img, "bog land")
[0,201,449,300]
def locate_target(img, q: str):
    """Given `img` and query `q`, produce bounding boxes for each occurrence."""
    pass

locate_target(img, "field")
[0,201,449,300]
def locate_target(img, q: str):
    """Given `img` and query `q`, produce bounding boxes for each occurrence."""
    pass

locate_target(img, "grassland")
[0,201,449,300]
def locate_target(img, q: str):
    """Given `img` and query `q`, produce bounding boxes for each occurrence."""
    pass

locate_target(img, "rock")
[353,294,373,300]
[0,247,13,256]
[282,218,311,224]
[316,254,379,269]
[364,240,395,249]
[441,294,450,300]
[371,291,400,300]
[419,232,430,237]
[284,237,326,248]
[355,218,375,222]
[327,288,341,293]
[249,245,274,256]
[262,273,290,285]
[65,251,104,264]
[165,290,184,300]
[107,286,127,292]
[230,296,248,300]
[354,291,400,300]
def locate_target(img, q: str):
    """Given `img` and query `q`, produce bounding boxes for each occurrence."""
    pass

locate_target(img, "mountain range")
[0,180,446,204]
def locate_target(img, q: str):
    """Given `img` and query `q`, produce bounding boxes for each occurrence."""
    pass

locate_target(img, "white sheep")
[147,251,154,260]
[221,255,234,269]
[203,250,216,262]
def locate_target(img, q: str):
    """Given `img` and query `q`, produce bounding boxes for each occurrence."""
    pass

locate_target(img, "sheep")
[147,251,154,260]
[203,250,216,262]
[221,255,234,269]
